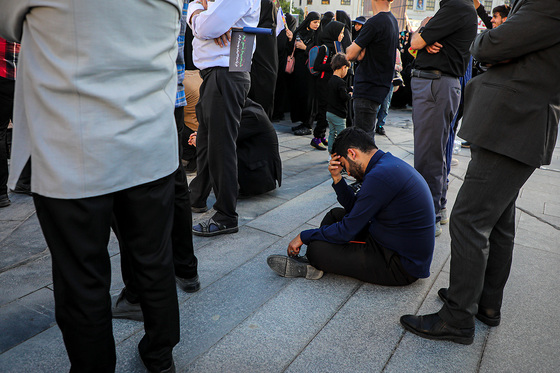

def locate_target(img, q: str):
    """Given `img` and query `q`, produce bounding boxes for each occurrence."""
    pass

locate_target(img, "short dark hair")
[492,4,510,18]
[331,127,377,157]
[331,53,350,71]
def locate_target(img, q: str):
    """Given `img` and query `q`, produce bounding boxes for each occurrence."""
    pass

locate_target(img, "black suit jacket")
[459,0,560,167]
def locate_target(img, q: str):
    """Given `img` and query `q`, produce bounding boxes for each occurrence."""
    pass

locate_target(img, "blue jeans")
[326,112,346,153]
[376,83,394,128]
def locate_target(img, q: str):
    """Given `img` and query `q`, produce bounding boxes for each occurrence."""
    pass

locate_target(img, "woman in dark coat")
[272,13,297,121]
[310,21,345,150]
[288,11,321,136]
[248,0,278,119]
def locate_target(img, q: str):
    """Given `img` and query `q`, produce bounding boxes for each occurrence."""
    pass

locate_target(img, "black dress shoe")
[0,194,10,208]
[438,288,501,327]
[400,313,474,345]
[176,275,200,293]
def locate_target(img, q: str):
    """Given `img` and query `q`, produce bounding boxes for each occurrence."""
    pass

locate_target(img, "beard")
[347,158,365,182]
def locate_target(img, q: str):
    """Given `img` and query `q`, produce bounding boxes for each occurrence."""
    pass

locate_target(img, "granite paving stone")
[0,288,56,354]
[247,180,336,236]
[514,212,560,254]
[385,274,489,373]
[0,326,69,373]
[188,276,361,373]
[0,194,35,221]
[0,214,47,272]
[479,243,560,373]
[0,254,52,306]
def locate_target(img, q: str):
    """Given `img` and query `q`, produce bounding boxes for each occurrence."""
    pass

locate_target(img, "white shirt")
[0,0,182,198]
[187,0,260,70]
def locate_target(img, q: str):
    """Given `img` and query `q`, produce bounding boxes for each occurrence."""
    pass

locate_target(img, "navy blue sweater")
[300,151,435,278]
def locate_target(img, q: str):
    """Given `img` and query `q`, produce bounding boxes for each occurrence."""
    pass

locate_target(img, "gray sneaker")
[266,255,323,280]
[435,221,442,237]
[112,288,143,321]
[440,208,449,225]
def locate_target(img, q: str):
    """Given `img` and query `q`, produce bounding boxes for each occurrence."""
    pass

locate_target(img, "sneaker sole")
[192,226,238,237]
[267,255,323,280]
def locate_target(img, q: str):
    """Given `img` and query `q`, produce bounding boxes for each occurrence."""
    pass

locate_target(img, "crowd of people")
[1,0,559,372]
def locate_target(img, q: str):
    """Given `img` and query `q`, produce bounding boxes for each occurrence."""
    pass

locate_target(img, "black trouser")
[438,146,535,328]
[189,67,250,226]
[306,208,417,286]
[313,75,330,139]
[33,174,179,372]
[120,107,198,297]
[0,77,15,196]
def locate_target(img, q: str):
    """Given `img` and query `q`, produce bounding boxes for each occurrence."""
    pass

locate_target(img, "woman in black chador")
[309,20,345,150]
[288,11,320,136]
[272,13,297,121]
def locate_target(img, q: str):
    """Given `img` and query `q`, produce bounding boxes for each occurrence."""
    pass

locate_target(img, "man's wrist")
[332,175,343,184]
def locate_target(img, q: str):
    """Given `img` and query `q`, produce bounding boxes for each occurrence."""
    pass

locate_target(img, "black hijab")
[294,11,321,45]
[335,10,351,31]
[335,10,352,49]
[318,20,344,45]
[320,11,334,31]
[285,13,297,32]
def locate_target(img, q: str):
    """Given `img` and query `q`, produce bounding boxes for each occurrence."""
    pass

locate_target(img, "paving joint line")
[282,281,364,373]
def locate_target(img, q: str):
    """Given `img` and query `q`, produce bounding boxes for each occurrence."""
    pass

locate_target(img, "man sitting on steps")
[267,127,435,286]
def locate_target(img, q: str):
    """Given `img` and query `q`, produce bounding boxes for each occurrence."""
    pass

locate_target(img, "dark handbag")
[285,43,296,74]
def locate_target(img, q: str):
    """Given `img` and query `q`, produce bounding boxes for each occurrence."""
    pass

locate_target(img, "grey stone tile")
[247,180,336,236]
[514,212,560,254]
[184,226,280,293]
[281,148,330,174]
[384,274,489,373]
[0,288,56,354]
[0,214,47,272]
[236,195,286,225]
[0,254,52,306]
[170,236,301,368]
[0,220,21,245]
[479,244,560,372]
[306,202,339,227]
[0,195,35,222]
[265,166,331,202]
[279,149,306,162]
[188,276,361,373]
[0,326,70,372]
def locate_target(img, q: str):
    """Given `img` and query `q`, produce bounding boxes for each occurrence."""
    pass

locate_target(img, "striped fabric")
[0,37,20,80]
[175,3,187,108]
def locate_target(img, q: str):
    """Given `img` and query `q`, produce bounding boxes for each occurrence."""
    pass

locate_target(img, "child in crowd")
[326,53,352,153]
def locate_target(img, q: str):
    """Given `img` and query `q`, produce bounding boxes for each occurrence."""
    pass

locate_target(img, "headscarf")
[320,11,334,31]
[294,11,321,46]
[285,13,297,32]
[336,10,351,32]
[335,10,352,49]
[318,20,345,45]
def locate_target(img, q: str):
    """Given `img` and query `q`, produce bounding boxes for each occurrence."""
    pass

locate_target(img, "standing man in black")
[401,0,560,344]
[409,0,477,236]
[346,0,398,140]
[188,0,260,237]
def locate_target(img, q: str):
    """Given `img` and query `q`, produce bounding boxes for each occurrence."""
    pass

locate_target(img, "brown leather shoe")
[438,288,501,327]
[400,313,474,345]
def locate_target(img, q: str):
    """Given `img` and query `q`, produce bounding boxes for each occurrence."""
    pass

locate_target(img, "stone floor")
[1,109,559,372]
